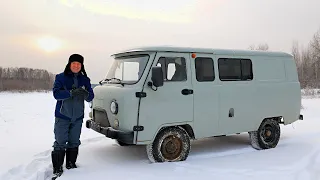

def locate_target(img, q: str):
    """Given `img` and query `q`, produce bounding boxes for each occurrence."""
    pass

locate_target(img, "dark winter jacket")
[53,72,94,121]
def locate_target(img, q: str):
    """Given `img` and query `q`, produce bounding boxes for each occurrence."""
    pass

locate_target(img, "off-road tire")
[249,118,281,150]
[146,126,190,163]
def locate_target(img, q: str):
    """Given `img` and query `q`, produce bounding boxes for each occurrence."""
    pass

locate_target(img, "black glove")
[70,87,89,98]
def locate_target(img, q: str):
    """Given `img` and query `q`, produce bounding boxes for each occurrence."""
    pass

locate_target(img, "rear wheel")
[249,118,281,150]
[146,126,190,163]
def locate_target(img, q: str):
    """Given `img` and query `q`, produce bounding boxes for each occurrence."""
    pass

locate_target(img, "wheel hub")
[260,124,276,143]
[161,135,182,160]
[265,130,272,137]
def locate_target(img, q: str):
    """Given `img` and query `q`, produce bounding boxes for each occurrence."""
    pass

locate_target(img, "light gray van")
[86,46,303,163]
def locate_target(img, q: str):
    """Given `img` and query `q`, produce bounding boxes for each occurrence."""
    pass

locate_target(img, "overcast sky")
[1,0,320,83]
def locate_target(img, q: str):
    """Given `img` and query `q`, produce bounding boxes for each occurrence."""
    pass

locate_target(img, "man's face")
[70,62,81,73]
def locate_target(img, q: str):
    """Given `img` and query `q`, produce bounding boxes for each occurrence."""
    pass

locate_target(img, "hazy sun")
[37,36,62,53]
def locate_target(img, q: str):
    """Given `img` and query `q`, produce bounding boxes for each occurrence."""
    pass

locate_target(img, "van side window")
[218,58,253,81]
[195,57,215,82]
[157,57,187,81]
[240,59,253,80]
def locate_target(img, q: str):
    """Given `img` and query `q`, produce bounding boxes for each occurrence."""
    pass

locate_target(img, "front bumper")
[86,119,134,144]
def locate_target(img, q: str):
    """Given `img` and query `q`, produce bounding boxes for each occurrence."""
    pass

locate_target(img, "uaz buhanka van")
[86,46,303,163]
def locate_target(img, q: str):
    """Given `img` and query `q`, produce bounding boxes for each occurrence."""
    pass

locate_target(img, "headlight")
[110,100,118,114]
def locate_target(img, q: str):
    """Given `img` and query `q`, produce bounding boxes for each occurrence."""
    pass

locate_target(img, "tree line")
[0,67,55,92]
[292,28,320,88]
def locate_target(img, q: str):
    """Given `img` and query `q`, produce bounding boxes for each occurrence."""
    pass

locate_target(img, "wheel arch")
[252,116,283,131]
[151,123,195,143]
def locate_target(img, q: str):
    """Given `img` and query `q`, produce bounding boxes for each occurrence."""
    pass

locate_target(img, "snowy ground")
[0,92,319,180]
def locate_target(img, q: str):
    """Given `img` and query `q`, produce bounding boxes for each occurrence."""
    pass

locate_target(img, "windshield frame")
[103,53,150,85]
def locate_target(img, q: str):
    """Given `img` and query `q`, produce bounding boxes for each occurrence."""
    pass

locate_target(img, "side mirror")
[151,66,164,87]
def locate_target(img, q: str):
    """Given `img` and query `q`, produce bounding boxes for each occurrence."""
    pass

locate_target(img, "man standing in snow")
[51,54,94,179]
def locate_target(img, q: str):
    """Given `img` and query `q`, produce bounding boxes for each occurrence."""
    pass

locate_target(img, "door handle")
[181,89,193,95]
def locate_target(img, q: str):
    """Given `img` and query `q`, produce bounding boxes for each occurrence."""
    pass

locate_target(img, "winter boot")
[66,147,78,169]
[51,150,65,179]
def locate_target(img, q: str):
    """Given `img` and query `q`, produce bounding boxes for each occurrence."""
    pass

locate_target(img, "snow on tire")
[146,126,190,163]
[146,143,156,163]
[249,118,281,150]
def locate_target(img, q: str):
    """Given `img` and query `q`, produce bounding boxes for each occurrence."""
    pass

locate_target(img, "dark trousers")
[53,117,83,150]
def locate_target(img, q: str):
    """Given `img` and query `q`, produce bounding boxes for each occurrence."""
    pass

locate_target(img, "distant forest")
[0,67,55,92]
[0,67,100,92]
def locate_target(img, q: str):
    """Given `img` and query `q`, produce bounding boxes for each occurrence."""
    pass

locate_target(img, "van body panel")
[136,52,194,143]
[282,57,301,124]
[214,54,257,134]
[190,53,221,138]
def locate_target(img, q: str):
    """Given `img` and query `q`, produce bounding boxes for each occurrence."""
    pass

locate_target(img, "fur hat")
[64,54,87,77]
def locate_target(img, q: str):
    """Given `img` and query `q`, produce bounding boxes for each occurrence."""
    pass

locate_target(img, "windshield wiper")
[99,78,124,86]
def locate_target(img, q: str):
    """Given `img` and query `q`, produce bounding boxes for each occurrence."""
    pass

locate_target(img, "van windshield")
[104,54,149,85]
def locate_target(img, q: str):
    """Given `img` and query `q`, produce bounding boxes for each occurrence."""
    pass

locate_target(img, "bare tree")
[310,29,320,85]
[248,44,256,50]
[292,41,301,65]
[293,27,320,89]
[248,43,269,51]
[310,29,320,54]
[0,67,3,90]
[257,43,269,51]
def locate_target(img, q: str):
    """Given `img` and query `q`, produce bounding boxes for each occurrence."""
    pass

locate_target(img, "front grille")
[93,109,110,127]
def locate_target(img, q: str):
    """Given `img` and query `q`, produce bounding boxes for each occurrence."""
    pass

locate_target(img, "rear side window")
[195,57,215,82]
[240,59,253,80]
[218,58,253,81]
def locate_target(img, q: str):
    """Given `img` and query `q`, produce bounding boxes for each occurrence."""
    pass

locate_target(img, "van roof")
[112,46,292,57]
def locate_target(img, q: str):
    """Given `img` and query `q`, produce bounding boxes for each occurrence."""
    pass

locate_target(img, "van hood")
[91,84,141,131]
[93,84,124,101]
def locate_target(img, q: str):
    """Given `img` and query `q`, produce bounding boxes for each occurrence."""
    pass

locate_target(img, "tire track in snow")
[294,147,320,180]
[186,131,320,161]
[175,135,320,180]
[172,147,320,180]
[1,132,320,180]
[0,136,106,180]
[0,151,52,180]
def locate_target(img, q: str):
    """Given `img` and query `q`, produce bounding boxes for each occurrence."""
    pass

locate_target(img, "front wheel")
[146,126,190,163]
[249,118,281,150]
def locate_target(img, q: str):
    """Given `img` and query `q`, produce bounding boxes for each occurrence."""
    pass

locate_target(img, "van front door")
[137,52,194,143]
